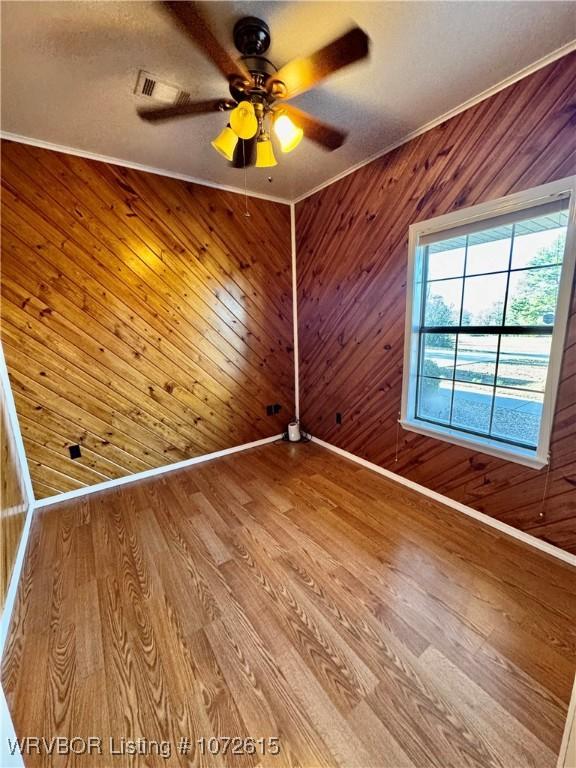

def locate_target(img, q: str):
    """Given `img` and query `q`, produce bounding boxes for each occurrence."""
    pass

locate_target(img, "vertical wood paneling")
[296,52,576,554]
[0,140,294,499]
[1,378,28,605]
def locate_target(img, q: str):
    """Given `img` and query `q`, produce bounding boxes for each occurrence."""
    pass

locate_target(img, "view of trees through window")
[415,208,568,451]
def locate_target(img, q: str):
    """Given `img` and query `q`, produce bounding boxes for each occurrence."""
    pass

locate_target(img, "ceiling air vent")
[134,70,192,105]
[142,76,155,97]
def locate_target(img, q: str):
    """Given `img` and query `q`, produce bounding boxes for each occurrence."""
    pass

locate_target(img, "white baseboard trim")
[0,348,34,508]
[558,674,576,768]
[0,343,37,660]
[34,434,284,509]
[1,434,283,663]
[311,437,576,568]
[0,501,34,659]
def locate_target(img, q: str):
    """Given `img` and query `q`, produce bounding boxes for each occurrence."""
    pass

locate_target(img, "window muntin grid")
[413,209,568,451]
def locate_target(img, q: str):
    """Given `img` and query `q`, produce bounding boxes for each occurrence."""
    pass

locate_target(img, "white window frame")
[401,177,576,470]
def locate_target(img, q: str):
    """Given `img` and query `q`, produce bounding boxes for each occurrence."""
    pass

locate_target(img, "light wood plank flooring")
[2,443,575,767]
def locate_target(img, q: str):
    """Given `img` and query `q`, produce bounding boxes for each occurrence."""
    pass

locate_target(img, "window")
[401,180,575,469]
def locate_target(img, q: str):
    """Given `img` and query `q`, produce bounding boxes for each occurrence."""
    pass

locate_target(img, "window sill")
[399,419,548,470]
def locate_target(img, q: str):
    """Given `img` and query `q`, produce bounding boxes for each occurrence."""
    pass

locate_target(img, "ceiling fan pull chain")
[538,452,552,520]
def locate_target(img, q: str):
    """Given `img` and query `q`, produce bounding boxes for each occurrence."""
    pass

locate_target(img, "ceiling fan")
[137,2,370,169]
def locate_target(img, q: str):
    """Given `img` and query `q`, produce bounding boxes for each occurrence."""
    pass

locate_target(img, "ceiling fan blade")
[268,26,369,100]
[231,137,256,168]
[278,104,347,150]
[138,99,233,123]
[162,1,253,86]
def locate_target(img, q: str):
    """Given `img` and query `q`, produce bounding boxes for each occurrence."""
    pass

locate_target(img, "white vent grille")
[134,70,192,105]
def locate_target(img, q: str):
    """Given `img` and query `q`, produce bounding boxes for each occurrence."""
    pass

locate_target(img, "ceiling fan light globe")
[211,126,239,161]
[255,136,277,168]
[274,113,304,153]
[230,101,259,140]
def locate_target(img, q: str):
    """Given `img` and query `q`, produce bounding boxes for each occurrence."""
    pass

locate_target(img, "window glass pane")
[505,266,561,325]
[451,382,493,434]
[424,279,462,327]
[421,334,456,380]
[414,197,569,457]
[511,211,568,269]
[496,335,551,392]
[491,388,544,448]
[461,272,508,326]
[427,240,466,280]
[455,334,498,385]
[417,378,452,424]
[466,226,512,276]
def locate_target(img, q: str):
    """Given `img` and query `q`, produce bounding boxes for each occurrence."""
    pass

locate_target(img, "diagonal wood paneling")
[0,140,294,499]
[296,52,576,554]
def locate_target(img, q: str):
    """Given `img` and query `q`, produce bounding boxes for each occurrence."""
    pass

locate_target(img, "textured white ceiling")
[1,1,575,201]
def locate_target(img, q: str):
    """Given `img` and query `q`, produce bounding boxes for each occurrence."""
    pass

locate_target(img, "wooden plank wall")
[296,52,576,554]
[1,377,28,605]
[0,140,294,499]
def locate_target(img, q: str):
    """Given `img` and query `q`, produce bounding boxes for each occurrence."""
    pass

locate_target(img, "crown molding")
[2,42,574,207]
[292,40,576,205]
[0,131,291,205]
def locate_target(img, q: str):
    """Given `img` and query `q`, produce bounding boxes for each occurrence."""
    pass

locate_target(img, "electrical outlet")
[69,444,82,459]
[336,412,342,425]
[273,404,282,415]
[266,404,274,416]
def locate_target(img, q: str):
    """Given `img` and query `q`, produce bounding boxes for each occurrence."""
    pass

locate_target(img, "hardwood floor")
[2,443,575,767]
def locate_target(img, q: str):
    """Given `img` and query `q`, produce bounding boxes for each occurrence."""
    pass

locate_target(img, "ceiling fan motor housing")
[230,18,277,102]
[137,5,366,163]
[233,17,271,56]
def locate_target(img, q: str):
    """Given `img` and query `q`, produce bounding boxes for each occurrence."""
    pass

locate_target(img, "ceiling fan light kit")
[274,112,304,154]
[212,102,300,165]
[229,100,259,140]
[210,124,238,161]
[138,3,370,170]
[255,133,277,168]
